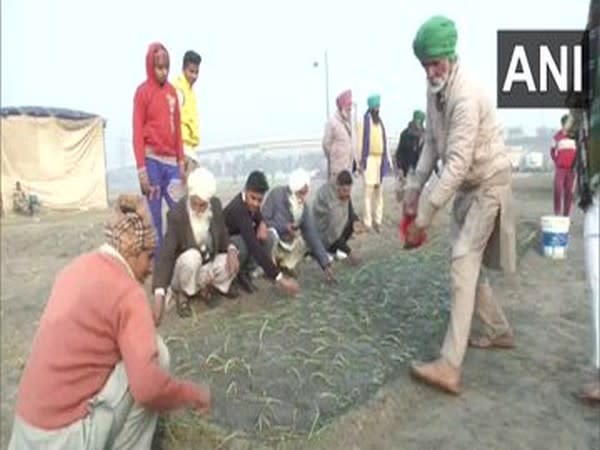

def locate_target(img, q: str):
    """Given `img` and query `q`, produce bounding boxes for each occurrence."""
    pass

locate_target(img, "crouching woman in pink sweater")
[8,194,210,450]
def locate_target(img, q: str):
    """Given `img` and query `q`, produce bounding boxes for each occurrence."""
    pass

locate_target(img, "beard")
[428,75,448,94]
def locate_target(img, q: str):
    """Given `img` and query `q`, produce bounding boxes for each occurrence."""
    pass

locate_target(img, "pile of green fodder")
[164,234,451,443]
[161,221,539,446]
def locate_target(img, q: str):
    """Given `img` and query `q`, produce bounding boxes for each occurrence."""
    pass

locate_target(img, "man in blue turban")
[357,94,393,233]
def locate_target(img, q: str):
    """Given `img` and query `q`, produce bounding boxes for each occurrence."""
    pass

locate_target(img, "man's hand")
[139,170,160,201]
[347,252,361,267]
[191,384,211,415]
[277,276,300,296]
[204,269,216,287]
[403,189,420,217]
[405,221,426,250]
[324,264,337,284]
[353,220,366,235]
[152,292,165,327]
[286,223,298,239]
[226,248,240,275]
[256,222,269,242]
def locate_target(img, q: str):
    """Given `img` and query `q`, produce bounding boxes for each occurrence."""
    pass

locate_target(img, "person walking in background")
[357,94,394,233]
[396,110,426,178]
[133,42,185,259]
[173,50,202,176]
[322,89,355,181]
[550,114,578,216]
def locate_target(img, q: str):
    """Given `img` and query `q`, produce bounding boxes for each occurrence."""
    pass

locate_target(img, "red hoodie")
[550,129,577,169]
[132,42,183,170]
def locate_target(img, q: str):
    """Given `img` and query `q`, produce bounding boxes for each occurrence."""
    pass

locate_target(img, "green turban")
[413,110,425,123]
[412,15,458,62]
[367,95,381,109]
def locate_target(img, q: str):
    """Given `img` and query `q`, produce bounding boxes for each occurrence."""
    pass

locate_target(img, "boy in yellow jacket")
[173,50,202,176]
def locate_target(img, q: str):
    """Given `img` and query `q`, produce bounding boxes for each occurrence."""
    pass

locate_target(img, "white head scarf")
[187,167,217,201]
[288,168,311,193]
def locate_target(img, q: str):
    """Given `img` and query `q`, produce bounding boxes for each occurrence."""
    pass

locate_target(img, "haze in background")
[1,0,589,169]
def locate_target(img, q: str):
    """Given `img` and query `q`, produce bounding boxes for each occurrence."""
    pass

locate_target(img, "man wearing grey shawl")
[312,170,364,265]
[262,168,336,282]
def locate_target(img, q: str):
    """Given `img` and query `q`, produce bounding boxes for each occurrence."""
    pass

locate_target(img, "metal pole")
[324,50,330,120]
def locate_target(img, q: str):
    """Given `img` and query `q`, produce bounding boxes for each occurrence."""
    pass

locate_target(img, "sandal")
[176,294,192,318]
[469,332,514,349]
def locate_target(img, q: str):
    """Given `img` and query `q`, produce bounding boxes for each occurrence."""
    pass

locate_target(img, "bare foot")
[410,358,463,395]
[469,331,515,349]
[577,378,600,405]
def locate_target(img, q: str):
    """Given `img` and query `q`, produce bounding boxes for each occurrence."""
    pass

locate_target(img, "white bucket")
[540,215,571,259]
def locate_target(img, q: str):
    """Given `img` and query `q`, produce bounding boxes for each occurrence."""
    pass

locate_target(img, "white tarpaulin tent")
[1,106,108,211]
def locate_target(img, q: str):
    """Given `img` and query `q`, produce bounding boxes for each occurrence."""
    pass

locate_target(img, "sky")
[1,0,591,169]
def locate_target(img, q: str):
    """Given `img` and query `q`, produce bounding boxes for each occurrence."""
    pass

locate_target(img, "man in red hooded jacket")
[133,42,185,260]
[550,114,577,216]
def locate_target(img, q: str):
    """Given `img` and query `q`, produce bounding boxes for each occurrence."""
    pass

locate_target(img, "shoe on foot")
[236,272,258,294]
[222,284,240,299]
[165,287,176,312]
[175,293,193,318]
[335,250,348,261]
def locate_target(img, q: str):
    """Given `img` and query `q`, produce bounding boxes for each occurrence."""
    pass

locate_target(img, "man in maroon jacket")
[550,114,577,216]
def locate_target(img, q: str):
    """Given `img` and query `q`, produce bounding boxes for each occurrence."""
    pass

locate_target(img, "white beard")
[187,201,213,246]
[428,77,448,94]
[289,194,305,225]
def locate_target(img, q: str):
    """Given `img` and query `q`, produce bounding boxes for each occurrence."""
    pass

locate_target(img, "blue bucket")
[540,215,570,259]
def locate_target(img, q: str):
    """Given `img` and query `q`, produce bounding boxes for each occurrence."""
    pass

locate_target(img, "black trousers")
[327,216,354,255]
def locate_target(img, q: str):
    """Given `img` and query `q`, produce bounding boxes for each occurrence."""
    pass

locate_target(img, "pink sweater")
[15,250,199,429]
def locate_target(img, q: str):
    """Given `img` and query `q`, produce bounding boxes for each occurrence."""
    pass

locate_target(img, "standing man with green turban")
[357,94,394,233]
[404,15,517,395]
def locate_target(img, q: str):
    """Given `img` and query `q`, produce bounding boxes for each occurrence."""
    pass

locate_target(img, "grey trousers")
[8,336,170,450]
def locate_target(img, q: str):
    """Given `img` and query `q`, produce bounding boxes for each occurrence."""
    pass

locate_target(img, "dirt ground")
[1,173,599,449]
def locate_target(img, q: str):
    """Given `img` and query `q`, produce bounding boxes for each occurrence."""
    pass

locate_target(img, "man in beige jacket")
[323,89,355,181]
[404,15,517,395]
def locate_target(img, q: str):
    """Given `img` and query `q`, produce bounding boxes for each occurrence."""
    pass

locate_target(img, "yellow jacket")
[173,74,200,148]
